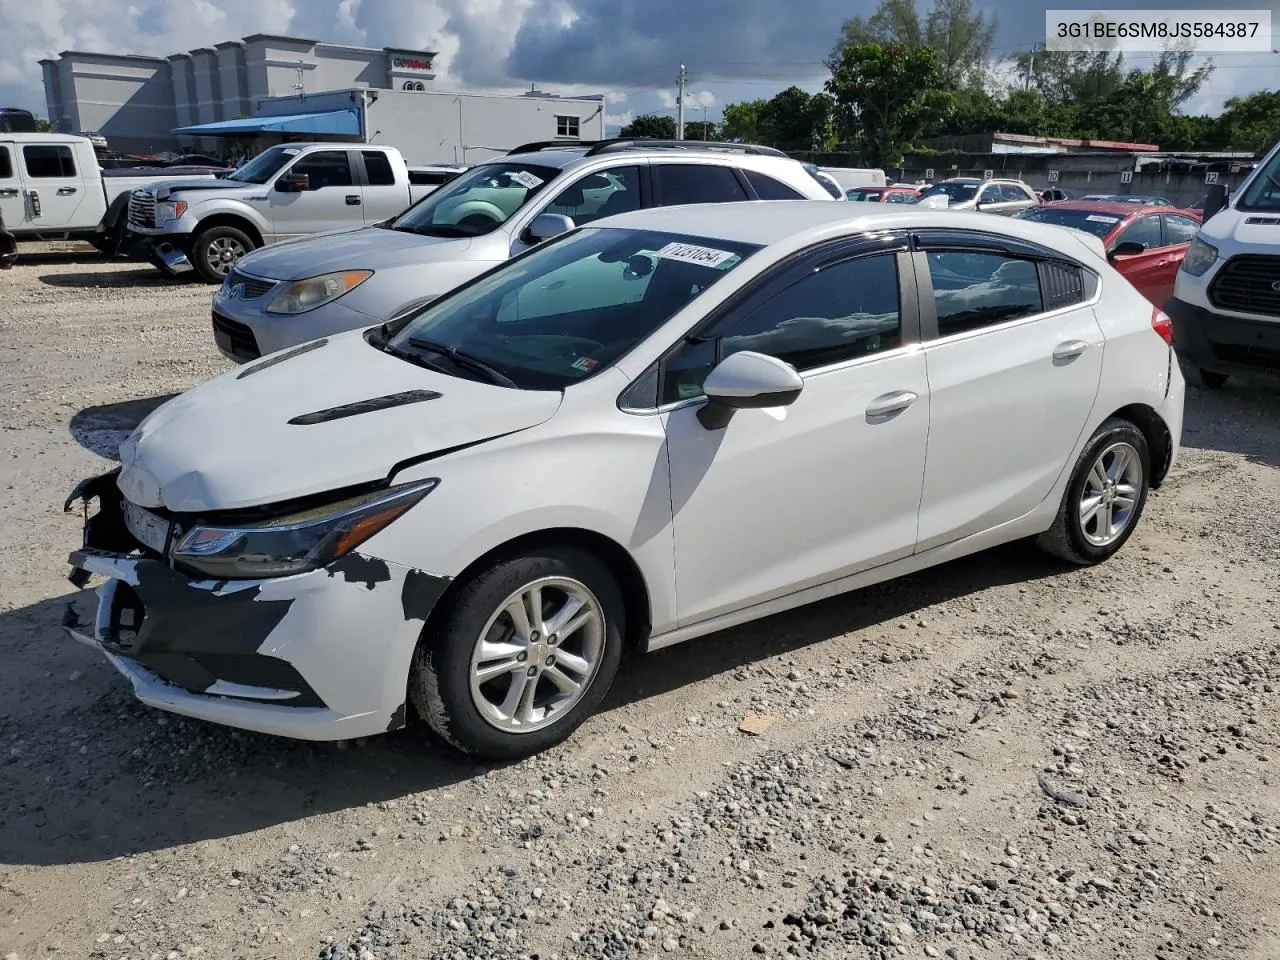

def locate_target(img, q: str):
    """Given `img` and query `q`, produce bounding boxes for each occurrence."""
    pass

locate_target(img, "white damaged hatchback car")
[65,201,1185,760]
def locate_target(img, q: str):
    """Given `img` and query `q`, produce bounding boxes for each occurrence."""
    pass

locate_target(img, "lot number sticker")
[510,170,545,189]
[1086,214,1120,224]
[654,242,736,268]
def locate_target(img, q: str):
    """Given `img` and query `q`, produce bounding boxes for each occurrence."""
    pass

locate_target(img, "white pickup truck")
[0,133,217,255]
[126,143,444,283]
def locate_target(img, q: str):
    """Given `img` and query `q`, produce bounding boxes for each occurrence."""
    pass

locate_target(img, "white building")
[39,34,606,162]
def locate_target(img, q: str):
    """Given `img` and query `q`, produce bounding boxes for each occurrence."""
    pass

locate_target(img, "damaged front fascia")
[402,568,450,622]
[65,470,136,586]
[386,701,407,732]
[327,552,393,590]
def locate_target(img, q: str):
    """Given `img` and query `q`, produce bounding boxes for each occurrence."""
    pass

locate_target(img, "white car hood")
[1199,207,1280,249]
[117,331,562,513]
[237,227,479,280]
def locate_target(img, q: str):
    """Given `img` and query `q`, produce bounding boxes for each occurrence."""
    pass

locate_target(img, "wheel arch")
[1107,403,1173,488]
[420,527,653,653]
[193,213,264,249]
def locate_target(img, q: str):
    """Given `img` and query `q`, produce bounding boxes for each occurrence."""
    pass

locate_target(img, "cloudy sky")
[2,0,1277,131]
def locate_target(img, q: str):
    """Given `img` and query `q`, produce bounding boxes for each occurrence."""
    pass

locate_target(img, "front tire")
[191,225,254,283]
[410,546,625,760]
[1037,418,1150,565]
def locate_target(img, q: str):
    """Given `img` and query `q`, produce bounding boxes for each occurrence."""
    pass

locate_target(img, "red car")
[845,185,920,204]
[1016,200,1202,306]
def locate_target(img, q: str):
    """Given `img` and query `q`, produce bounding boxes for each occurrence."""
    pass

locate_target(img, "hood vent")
[1245,217,1280,226]
[237,338,329,379]
[288,389,442,425]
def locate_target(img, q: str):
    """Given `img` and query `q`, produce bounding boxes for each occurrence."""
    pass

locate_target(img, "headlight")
[171,478,437,578]
[155,200,188,223]
[266,270,373,314]
[1180,236,1219,277]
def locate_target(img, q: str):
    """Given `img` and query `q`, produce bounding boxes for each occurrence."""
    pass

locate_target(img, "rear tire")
[409,546,625,760]
[1037,418,1150,565]
[191,225,254,283]
[1198,368,1228,389]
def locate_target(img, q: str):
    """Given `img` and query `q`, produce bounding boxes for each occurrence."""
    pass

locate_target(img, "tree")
[683,120,720,141]
[1217,90,1280,152]
[827,42,950,166]
[758,87,835,151]
[34,116,52,132]
[618,114,676,139]
[1013,49,1126,104]
[830,0,995,88]
[720,99,765,142]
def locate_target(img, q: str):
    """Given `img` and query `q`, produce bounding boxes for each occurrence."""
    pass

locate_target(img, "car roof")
[1034,200,1143,217]
[495,142,798,172]
[596,200,1103,250]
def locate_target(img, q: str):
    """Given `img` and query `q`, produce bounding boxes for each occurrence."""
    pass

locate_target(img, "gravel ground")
[1,245,1279,960]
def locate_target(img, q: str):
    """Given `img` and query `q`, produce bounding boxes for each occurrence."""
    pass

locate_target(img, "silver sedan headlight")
[266,270,374,314]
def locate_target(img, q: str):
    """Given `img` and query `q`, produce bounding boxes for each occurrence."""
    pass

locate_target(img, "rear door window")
[23,145,76,178]
[0,146,12,179]
[743,169,805,200]
[654,164,749,205]
[926,251,1044,336]
[362,151,396,186]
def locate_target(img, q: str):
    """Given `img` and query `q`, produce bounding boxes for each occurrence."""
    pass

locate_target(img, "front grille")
[227,267,278,300]
[212,310,261,360]
[1211,342,1280,371]
[1208,255,1280,317]
[128,190,156,229]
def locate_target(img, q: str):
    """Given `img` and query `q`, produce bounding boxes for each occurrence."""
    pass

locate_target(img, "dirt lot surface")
[2,245,1279,960]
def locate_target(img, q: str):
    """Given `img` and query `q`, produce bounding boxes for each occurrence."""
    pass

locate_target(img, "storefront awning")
[173,109,360,137]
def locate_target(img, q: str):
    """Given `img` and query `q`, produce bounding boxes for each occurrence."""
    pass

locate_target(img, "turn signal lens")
[1151,307,1173,346]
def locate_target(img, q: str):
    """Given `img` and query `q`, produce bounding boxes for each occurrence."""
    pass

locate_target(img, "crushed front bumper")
[121,230,193,277]
[64,473,450,741]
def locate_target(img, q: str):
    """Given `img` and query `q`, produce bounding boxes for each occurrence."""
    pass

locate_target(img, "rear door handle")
[1052,340,1089,361]
[0,188,18,197]
[345,194,361,205]
[865,390,919,419]
[56,187,78,196]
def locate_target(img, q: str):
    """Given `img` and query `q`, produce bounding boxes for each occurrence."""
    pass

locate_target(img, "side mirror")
[526,213,574,244]
[1109,240,1147,258]
[1203,183,1229,220]
[276,172,309,192]
[697,351,803,430]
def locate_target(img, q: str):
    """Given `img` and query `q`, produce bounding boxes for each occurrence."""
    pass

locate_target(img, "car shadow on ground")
[1180,377,1280,469]
[9,249,111,268]
[38,267,183,289]
[69,395,179,460]
[0,540,1065,869]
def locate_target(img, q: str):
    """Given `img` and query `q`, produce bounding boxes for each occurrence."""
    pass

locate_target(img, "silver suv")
[918,178,1040,216]
[210,138,836,362]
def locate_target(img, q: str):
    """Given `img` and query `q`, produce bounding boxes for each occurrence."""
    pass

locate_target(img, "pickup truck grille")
[227,267,278,300]
[1208,255,1280,318]
[128,190,156,230]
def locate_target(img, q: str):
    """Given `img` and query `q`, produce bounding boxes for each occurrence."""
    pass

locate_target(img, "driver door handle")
[1052,340,1089,361]
[865,390,918,419]
[0,188,18,198]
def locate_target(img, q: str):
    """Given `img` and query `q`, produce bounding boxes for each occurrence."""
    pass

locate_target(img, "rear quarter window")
[743,169,805,200]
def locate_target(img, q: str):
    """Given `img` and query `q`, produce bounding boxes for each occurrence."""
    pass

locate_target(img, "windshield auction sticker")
[1086,215,1121,223]
[654,242,737,268]
[509,170,544,189]
[1046,10,1271,52]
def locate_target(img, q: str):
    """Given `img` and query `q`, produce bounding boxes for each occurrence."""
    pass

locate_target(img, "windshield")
[390,162,560,238]
[1015,207,1124,238]
[380,227,760,390]
[227,146,295,184]
[1236,150,1280,211]
[921,182,978,203]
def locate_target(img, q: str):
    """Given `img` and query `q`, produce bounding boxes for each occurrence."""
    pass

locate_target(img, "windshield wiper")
[407,338,517,387]
[375,336,452,375]
[394,224,473,238]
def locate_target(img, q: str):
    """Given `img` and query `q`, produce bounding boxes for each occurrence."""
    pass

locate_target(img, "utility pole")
[702,105,708,139]
[676,64,687,140]
[1025,41,1044,92]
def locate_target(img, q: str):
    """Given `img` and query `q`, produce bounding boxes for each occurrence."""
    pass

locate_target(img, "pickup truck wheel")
[191,226,254,283]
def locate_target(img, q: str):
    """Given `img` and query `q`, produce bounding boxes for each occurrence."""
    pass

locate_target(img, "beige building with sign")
[39,33,605,161]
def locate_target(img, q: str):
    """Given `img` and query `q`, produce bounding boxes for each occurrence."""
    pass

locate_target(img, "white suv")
[210,139,836,362]
[67,202,1183,760]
